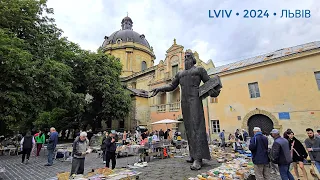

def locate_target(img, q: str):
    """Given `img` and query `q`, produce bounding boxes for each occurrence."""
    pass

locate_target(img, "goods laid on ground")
[189,158,254,180]
[189,145,254,180]
[47,168,140,180]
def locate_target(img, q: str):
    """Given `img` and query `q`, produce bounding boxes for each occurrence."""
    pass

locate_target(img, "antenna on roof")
[127,12,128,17]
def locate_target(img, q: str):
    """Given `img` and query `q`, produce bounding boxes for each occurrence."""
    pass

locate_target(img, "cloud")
[190,40,217,62]
[47,0,320,67]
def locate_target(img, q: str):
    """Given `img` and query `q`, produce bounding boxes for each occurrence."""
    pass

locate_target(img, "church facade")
[101,16,320,139]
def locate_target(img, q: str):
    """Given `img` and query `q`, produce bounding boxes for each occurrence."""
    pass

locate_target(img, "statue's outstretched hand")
[149,88,160,98]
[209,89,221,97]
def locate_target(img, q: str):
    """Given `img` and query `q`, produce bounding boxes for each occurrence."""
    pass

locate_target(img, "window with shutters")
[315,72,320,90]
[248,82,260,98]
[211,120,220,134]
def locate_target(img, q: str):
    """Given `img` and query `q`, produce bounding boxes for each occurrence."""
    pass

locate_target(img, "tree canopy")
[0,0,131,134]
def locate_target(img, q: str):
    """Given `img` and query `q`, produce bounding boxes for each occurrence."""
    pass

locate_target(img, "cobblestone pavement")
[0,151,281,180]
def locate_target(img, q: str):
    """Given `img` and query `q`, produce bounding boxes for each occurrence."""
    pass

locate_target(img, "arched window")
[141,61,147,71]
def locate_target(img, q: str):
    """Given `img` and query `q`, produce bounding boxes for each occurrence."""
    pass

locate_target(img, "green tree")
[70,52,131,131]
[0,0,131,134]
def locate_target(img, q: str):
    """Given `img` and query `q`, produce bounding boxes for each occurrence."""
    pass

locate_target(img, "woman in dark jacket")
[101,131,109,164]
[287,131,308,180]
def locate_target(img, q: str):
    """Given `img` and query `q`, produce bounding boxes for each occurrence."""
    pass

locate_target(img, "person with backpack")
[263,131,280,175]
[20,131,35,164]
[249,127,271,180]
[287,131,308,180]
[34,130,45,156]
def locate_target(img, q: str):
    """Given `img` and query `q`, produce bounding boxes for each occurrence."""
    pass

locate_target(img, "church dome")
[102,16,151,49]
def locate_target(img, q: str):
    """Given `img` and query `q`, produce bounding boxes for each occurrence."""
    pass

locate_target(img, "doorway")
[247,114,274,137]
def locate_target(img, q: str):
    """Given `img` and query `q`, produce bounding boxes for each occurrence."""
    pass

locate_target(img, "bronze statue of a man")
[149,51,221,170]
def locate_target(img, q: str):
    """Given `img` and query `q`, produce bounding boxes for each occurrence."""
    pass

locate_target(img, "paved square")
[0,152,281,180]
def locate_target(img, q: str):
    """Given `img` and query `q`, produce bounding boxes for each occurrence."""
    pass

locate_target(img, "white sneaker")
[103,161,106,164]
[270,170,275,174]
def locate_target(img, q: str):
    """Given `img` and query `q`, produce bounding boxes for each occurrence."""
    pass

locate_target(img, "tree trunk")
[107,117,112,129]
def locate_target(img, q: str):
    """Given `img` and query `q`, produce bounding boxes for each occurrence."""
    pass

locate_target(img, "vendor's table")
[3,146,18,156]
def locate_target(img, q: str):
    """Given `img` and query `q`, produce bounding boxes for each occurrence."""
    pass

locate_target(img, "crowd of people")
[28,127,177,177]
[248,127,320,180]
[16,125,320,179]
[217,127,320,180]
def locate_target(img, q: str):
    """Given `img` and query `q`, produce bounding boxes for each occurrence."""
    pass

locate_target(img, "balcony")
[156,104,166,112]
[169,102,180,111]
[156,102,181,112]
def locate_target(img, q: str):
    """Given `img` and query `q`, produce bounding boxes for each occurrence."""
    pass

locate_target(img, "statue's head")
[184,51,196,70]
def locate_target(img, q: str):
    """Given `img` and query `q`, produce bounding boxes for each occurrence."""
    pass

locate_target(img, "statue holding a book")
[149,50,222,170]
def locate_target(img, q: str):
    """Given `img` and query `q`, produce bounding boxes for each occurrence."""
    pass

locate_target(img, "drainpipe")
[206,97,211,144]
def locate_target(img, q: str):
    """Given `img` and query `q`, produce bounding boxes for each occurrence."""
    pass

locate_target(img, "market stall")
[116,144,140,157]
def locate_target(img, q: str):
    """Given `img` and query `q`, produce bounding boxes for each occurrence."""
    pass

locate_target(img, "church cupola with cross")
[121,14,133,30]
[101,14,156,77]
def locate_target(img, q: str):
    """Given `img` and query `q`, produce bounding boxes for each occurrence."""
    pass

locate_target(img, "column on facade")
[126,52,128,70]
[156,94,160,105]
[166,92,172,112]
[129,52,132,71]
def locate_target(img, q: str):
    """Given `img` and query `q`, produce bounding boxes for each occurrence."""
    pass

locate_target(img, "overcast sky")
[47,0,320,67]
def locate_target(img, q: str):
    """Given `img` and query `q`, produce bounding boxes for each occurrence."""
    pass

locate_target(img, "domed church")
[101,15,156,78]
[100,16,214,132]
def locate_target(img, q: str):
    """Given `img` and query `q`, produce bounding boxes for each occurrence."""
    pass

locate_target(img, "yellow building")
[207,41,320,140]
[100,16,155,131]
[101,16,320,140]
[100,16,214,132]
[101,16,156,78]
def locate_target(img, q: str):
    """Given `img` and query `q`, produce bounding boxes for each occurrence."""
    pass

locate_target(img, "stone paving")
[0,151,282,180]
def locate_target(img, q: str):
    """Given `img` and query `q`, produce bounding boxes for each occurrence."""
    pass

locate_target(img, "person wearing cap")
[262,131,280,175]
[270,129,294,180]
[70,132,90,175]
[249,127,271,180]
